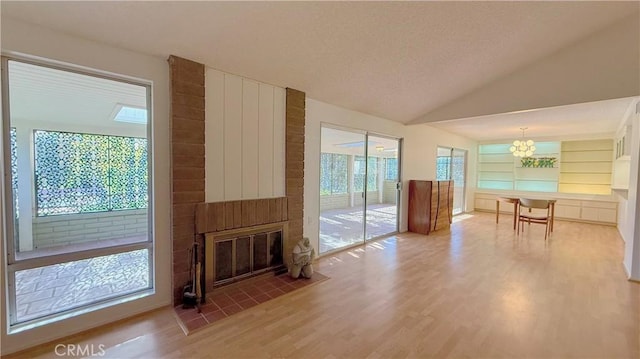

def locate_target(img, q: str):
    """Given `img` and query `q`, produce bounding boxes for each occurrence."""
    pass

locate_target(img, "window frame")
[1,55,155,329]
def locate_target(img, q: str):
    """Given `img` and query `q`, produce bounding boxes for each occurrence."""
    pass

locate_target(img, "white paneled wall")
[258,84,274,197]
[223,74,243,199]
[206,69,225,201]
[205,68,286,201]
[272,89,286,197]
[242,80,260,198]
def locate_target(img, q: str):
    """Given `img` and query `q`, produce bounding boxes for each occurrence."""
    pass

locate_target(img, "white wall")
[615,101,635,242]
[619,101,640,280]
[0,17,171,355]
[304,99,477,254]
[205,69,285,201]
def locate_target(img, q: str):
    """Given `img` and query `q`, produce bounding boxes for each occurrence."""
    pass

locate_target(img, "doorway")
[318,125,401,254]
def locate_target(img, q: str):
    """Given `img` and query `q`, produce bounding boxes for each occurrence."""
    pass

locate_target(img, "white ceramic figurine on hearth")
[290,237,315,279]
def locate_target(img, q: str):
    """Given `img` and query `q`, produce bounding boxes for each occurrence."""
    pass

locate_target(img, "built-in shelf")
[559,140,613,195]
[612,187,629,192]
[478,140,615,195]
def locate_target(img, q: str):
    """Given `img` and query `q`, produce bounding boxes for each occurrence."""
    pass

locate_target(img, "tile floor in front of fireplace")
[173,271,328,333]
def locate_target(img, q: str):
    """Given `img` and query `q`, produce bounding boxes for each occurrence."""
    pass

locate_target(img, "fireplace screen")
[212,229,283,284]
[214,240,233,282]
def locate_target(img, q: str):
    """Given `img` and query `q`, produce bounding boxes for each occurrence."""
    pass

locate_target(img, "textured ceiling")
[1,1,638,139]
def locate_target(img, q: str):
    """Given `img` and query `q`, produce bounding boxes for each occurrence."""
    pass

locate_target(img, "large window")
[320,153,348,195]
[3,57,153,327]
[354,156,378,192]
[34,130,148,216]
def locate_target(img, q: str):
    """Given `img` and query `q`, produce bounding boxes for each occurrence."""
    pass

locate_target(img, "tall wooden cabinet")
[408,180,454,235]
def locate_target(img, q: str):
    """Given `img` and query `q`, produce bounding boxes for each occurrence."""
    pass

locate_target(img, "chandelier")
[509,127,536,157]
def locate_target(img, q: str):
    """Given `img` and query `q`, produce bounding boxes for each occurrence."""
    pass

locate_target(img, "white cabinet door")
[554,204,581,220]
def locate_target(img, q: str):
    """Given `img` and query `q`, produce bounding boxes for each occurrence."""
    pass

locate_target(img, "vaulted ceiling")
[2,1,638,140]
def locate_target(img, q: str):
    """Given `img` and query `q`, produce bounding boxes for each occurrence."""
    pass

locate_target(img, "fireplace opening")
[205,223,286,290]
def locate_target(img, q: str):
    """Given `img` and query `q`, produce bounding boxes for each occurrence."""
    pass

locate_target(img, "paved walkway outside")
[320,203,397,254]
[15,249,149,323]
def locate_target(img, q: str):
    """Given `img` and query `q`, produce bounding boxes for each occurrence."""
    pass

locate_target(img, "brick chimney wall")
[169,55,206,305]
[284,88,305,264]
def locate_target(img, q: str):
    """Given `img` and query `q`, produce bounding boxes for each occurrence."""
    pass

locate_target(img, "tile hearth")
[174,272,328,334]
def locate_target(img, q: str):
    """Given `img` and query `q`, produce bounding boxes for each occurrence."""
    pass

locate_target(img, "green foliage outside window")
[354,156,378,192]
[436,156,451,180]
[385,158,398,181]
[320,153,348,195]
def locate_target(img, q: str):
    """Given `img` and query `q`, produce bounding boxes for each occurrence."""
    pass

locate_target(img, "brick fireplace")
[169,55,305,304]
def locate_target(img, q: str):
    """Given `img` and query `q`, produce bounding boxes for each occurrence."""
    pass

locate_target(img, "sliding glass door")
[451,148,467,215]
[319,126,401,254]
[365,135,401,240]
[319,127,366,253]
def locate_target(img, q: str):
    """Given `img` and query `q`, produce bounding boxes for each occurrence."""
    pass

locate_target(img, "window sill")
[9,288,154,334]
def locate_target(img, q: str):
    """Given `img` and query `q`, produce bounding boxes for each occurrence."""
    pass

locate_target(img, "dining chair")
[517,198,551,240]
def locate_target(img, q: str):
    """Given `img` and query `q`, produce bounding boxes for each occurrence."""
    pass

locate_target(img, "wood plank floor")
[6,212,639,358]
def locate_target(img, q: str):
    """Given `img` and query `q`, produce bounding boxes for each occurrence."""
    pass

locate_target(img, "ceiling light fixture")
[509,127,536,157]
[376,145,384,152]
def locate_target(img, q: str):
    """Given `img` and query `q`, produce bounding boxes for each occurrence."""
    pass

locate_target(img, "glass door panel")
[436,147,452,180]
[365,135,400,240]
[436,146,467,215]
[451,149,467,215]
[319,126,366,254]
